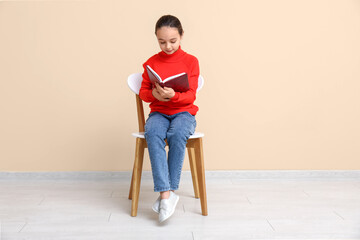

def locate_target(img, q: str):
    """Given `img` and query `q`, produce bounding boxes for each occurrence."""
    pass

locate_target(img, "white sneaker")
[152,196,161,213]
[159,191,179,223]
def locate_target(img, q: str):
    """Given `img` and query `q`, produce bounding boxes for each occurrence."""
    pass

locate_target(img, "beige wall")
[1,0,359,171]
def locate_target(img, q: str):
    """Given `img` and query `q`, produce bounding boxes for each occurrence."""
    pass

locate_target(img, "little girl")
[139,15,200,223]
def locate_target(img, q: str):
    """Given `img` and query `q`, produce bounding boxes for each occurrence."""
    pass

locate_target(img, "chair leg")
[131,138,145,217]
[194,138,208,216]
[188,147,200,199]
[128,167,135,200]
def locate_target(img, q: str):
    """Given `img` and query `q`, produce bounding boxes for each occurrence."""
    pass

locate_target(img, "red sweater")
[139,46,200,115]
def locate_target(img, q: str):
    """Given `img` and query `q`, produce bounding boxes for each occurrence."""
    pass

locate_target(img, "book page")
[146,65,162,84]
[163,72,187,83]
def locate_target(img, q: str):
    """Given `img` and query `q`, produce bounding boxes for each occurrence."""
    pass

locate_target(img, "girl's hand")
[152,86,170,102]
[152,83,175,102]
[155,82,175,99]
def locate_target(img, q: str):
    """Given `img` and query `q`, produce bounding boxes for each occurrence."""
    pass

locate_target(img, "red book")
[146,65,189,92]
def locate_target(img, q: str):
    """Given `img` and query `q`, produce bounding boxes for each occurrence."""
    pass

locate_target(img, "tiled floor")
[0,172,360,239]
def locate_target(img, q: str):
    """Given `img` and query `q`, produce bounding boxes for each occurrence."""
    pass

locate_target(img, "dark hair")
[155,15,184,36]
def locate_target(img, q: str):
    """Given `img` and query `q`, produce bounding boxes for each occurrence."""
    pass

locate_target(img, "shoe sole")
[159,195,179,223]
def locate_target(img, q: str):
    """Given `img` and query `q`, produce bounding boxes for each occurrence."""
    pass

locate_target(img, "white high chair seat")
[132,132,205,139]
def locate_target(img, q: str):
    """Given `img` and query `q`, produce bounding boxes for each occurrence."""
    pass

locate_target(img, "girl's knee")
[145,127,165,140]
[166,129,189,143]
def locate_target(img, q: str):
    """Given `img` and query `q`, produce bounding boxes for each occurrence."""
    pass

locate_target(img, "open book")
[146,65,189,92]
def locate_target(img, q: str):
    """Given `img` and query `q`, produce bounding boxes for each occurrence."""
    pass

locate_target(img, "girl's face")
[156,26,182,55]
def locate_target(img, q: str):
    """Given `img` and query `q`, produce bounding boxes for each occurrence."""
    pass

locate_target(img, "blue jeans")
[144,111,196,192]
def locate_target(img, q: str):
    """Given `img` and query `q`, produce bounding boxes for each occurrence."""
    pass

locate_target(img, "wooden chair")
[127,73,208,217]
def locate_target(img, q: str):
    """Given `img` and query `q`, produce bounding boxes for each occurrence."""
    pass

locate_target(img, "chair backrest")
[127,73,204,132]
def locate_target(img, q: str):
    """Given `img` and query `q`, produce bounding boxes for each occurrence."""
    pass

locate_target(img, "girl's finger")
[155,82,162,90]
[157,85,165,93]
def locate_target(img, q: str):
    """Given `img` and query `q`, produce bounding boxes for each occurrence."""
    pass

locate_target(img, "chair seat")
[132,132,204,139]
